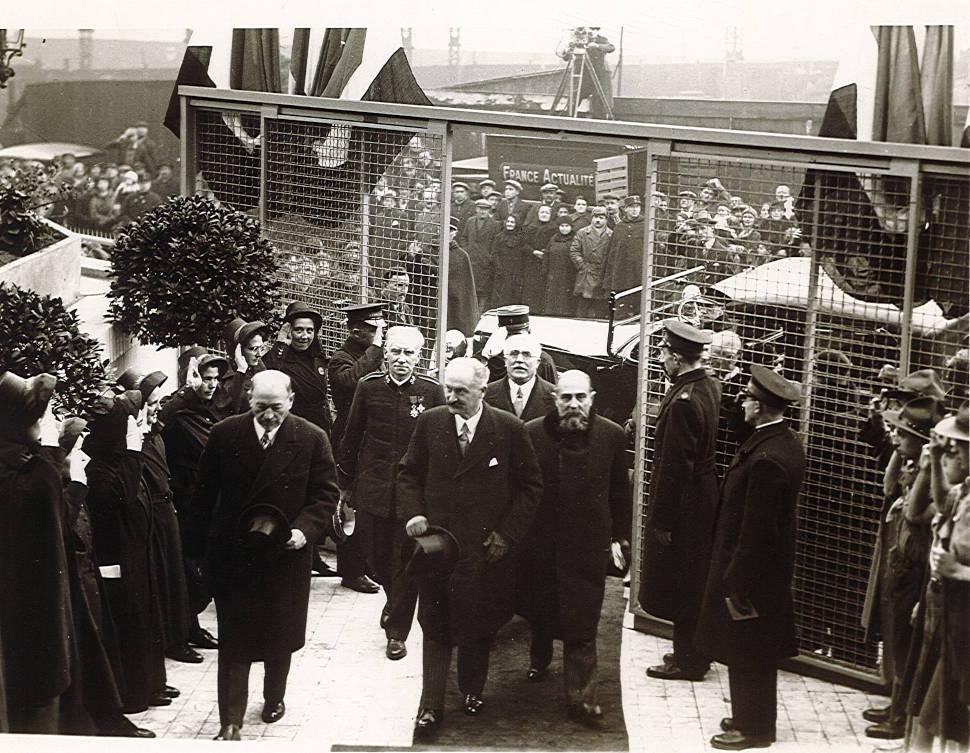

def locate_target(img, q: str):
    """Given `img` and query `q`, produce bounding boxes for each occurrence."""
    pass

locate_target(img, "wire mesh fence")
[191,108,446,373]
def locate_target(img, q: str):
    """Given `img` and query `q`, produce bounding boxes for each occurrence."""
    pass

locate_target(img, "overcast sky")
[12,0,969,63]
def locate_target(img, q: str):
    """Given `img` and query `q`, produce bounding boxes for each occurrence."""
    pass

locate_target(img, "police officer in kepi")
[477,305,558,385]
[639,318,721,682]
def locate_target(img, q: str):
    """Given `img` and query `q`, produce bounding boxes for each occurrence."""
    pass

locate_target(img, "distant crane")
[401,28,413,60]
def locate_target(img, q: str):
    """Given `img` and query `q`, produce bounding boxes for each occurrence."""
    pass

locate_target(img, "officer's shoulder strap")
[676,381,696,401]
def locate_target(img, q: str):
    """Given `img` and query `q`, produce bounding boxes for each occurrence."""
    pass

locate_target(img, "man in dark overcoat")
[328,303,386,595]
[459,199,500,310]
[695,365,805,750]
[519,370,631,725]
[397,357,542,738]
[604,195,646,294]
[338,326,446,661]
[639,318,720,681]
[186,370,339,741]
[485,332,556,422]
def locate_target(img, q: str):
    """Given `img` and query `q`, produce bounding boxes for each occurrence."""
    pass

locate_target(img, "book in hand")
[725,594,760,621]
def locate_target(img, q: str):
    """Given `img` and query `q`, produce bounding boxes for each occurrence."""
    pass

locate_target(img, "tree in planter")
[0,163,74,263]
[0,282,108,416]
[107,194,281,348]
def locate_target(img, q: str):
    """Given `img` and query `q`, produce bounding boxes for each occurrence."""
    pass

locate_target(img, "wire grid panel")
[633,154,933,675]
[262,117,445,369]
[907,173,969,413]
[194,108,262,215]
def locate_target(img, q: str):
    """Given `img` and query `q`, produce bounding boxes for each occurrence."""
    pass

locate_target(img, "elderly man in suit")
[186,370,339,741]
[485,332,556,422]
[695,365,805,750]
[398,357,543,739]
[519,370,631,726]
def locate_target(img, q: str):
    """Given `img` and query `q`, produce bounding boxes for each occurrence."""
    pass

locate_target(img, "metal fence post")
[436,123,453,377]
[897,160,923,376]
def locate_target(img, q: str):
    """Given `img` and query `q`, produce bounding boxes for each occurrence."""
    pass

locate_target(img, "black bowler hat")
[660,318,712,357]
[239,504,291,564]
[117,368,168,404]
[407,525,460,577]
[0,371,57,426]
[284,300,323,331]
[342,302,384,327]
[196,353,230,379]
[495,304,531,333]
[883,396,944,442]
[748,364,801,408]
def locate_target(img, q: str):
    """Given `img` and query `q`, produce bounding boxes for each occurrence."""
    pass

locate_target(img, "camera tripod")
[551,47,614,119]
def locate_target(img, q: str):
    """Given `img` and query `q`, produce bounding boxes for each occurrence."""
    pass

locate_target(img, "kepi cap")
[495,304,531,333]
[748,364,801,407]
[343,302,385,327]
[660,318,712,357]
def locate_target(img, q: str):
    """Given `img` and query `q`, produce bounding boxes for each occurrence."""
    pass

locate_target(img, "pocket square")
[488,457,499,467]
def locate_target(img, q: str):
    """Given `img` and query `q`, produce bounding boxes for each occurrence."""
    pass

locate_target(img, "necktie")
[513,387,525,418]
[458,424,470,456]
[260,432,272,451]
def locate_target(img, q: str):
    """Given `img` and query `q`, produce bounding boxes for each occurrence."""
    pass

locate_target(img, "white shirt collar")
[253,417,282,444]
[509,375,536,406]
[755,417,785,430]
[455,403,484,442]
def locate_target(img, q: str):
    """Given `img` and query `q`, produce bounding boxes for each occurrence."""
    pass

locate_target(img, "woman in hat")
[523,204,556,314]
[0,372,74,733]
[544,216,578,317]
[221,318,269,414]
[489,214,527,309]
[905,403,970,750]
[264,301,333,434]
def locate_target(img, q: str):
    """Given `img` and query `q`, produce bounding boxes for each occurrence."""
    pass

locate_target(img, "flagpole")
[616,27,624,97]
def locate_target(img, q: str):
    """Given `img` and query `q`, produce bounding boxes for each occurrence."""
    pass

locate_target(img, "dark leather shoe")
[380,605,391,629]
[167,645,204,663]
[862,705,891,723]
[865,720,905,739]
[646,659,707,681]
[312,556,340,578]
[341,575,380,593]
[386,638,407,660]
[711,730,773,750]
[526,666,548,681]
[162,684,181,699]
[463,694,484,715]
[187,627,219,650]
[97,714,156,738]
[262,700,285,724]
[567,702,604,728]
[147,694,172,707]
[414,708,442,739]
[214,724,242,741]
[720,719,775,742]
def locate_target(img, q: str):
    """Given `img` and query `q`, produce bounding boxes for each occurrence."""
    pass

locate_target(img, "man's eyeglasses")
[506,350,536,360]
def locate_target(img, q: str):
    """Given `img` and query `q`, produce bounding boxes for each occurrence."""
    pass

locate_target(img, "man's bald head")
[251,370,294,430]
[708,330,743,377]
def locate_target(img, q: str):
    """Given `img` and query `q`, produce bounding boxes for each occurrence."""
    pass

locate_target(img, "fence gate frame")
[180,86,969,692]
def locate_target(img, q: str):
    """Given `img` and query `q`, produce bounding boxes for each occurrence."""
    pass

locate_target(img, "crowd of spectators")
[0,122,177,237]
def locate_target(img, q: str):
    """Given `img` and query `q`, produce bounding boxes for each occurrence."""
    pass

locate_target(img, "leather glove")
[38,402,60,447]
[125,414,143,452]
[483,530,508,564]
[69,445,91,485]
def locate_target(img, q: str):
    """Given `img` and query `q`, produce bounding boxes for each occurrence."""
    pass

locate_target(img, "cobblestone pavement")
[124,573,890,751]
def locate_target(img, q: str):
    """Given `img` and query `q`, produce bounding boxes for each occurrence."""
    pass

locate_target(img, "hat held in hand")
[407,525,460,578]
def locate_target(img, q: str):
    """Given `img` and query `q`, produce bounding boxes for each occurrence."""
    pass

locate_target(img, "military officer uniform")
[695,366,805,749]
[638,319,721,680]
[337,370,446,643]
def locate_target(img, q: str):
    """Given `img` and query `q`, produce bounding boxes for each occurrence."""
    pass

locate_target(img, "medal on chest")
[318,366,326,376]
[409,395,426,418]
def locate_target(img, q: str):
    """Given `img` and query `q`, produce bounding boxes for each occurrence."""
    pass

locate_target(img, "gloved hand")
[285,528,307,550]
[185,356,202,391]
[483,530,508,563]
[125,414,144,452]
[373,321,385,349]
[406,515,429,538]
[234,343,249,373]
[38,402,60,447]
[69,444,91,485]
[481,327,508,360]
